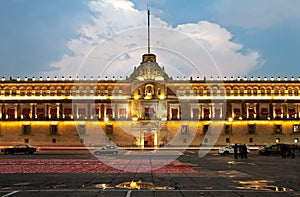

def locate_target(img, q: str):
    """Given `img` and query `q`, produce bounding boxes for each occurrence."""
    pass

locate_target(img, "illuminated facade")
[0,53,300,147]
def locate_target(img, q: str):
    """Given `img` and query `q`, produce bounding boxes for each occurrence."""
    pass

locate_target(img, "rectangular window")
[52,138,57,143]
[24,138,29,143]
[274,125,282,134]
[225,124,232,134]
[293,125,299,133]
[22,125,31,135]
[248,124,256,134]
[226,138,230,143]
[50,125,58,135]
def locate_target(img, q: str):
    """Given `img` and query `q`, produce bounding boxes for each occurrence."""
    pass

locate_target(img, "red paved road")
[0,159,198,174]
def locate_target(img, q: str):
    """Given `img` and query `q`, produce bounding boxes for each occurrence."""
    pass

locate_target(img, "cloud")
[210,0,300,29]
[46,0,262,79]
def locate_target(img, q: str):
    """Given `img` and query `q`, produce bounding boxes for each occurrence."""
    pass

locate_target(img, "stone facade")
[0,53,300,148]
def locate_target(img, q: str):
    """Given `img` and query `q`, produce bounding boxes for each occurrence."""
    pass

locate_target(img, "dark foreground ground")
[0,149,299,197]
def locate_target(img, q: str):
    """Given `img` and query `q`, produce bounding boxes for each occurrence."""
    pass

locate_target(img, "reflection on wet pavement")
[95,179,175,190]
[236,180,293,192]
[227,160,256,165]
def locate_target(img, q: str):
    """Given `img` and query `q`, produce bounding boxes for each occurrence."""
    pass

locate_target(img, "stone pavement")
[0,150,299,196]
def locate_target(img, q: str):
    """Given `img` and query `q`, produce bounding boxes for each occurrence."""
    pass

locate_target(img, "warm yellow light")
[132,116,138,121]
[104,117,109,122]
[228,117,233,122]
[161,117,167,122]
[159,95,165,100]
[134,95,140,100]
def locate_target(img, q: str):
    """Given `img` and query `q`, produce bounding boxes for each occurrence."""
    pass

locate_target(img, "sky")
[0,0,299,79]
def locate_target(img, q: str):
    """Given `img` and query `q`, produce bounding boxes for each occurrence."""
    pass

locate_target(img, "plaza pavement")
[0,150,299,196]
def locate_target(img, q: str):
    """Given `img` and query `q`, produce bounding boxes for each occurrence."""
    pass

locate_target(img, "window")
[225,124,232,134]
[267,88,271,96]
[239,89,244,96]
[24,138,29,143]
[293,125,299,133]
[50,125,58,135]
[206,89,211,96]
[253,89,258,96]
[22,125,31,135]
[234,89,238,96]
[248,124,256,134]
[217,88,223,96]
[12,89,17,96]
[247,88,251,96]
[275,138,280,143]
[226,138,230,143]
[274,125,282,134]
[261,88,265,96]
[4,89,10,96]
[52,138,57,143]
[226,88,230,96]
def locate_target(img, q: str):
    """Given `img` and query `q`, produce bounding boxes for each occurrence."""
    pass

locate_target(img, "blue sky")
[0,0,299,78]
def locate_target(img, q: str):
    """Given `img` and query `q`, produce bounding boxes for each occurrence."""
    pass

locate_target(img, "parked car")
[259,144,293,156]
[94,145,118,155]
[218,144,250,156]
[1,144,37,155]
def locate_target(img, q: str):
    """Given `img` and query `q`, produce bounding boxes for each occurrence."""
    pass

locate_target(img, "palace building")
[0,52,300,148]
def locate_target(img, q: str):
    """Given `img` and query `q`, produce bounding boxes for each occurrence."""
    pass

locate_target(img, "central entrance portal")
[144,131,155,147]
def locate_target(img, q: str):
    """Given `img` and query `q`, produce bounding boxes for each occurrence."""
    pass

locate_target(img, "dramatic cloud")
[46,0,262,79]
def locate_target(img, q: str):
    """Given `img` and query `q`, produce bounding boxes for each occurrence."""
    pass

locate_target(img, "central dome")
[128,53,170,81]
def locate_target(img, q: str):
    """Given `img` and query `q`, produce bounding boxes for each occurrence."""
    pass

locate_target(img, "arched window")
[253,88,258,96]
[11,88,17,96]
[233,88,238,96]
[247,88,252,96]
[261,87,265,96]
[42,87,48,96]
[288,88,293,96]
[239,88,244,96]
[35,87,41,96]
[20,87,26,96]
[295,88,299,96]
[280,88,285,96]
[274,88,279,96]
[267,87,272,96]
[4,87,10,96]
[26,87,32,96]
[50,87,56,96]
[226,88,231,96]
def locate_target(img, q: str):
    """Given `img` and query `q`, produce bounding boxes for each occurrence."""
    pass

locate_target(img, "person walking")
[234,144,238,159]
